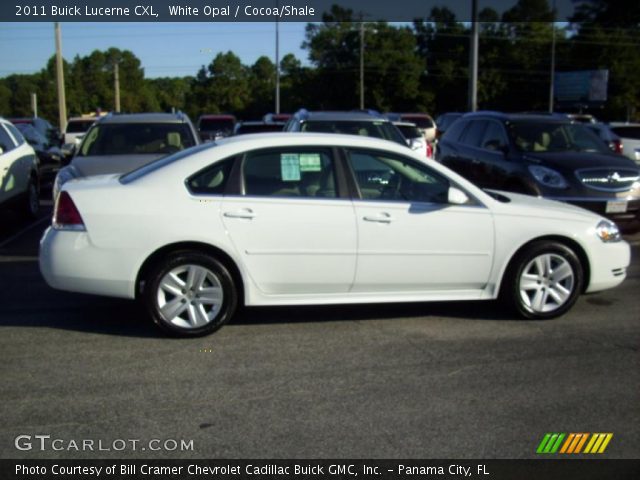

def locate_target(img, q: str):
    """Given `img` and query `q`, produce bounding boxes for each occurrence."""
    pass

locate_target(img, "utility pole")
[31,93,37,118]
[359,20,364,109]
[114,62,121,113]
[275,17,280,114]
[468,0,479,112]
[548,0,557,113]
[54,22,67,131]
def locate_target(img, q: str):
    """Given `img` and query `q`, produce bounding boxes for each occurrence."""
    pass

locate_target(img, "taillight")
[53,191,86,231]
[426,141,433,159]
[611,139,623,155]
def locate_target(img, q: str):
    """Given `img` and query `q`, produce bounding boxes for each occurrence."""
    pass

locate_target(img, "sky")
[0,22,310,78]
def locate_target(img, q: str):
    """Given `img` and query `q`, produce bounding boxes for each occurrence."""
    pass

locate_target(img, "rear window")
[301,120,407,146]
[66,119,95,133]
[199,118,235,133]
[120,142,215,184]
[395,124,422,139]
[401,115,434,129]
[79,123,196,156]
[610,126,640,140]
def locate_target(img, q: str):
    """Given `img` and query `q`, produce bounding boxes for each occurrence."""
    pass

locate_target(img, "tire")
[501,241,583,319]
[22,177,40,218]
[143,252,238,337]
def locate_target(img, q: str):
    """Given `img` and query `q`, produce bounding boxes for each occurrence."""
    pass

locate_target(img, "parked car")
[233,121,285,135]
[64,116,100,145]
[197,114,236,142]
[608,123,640,164]
[53,112,199,199]
[14,123,63,185]
[436,112,640,231]
[393,121,432,159]
[40,133,629,337]
[435,112,463,140]
[386,113,437,142]
[285,109,407,146]
[585,122,623,155]
[9,117,61,147]
[263,113,291,123]
[0,117,39,217]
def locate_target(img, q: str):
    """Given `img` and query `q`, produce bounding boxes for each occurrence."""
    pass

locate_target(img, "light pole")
[468,0,478,112]
[359,21,364,109]
[549,0,557,113]
[275,1,280,114]
[54,23,67,130]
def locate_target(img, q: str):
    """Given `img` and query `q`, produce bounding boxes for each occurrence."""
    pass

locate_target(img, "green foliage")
[1,2,638,124]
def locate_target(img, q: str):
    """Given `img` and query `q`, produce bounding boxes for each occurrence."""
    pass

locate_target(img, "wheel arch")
[135,241,245,304]
[497,235,591,295]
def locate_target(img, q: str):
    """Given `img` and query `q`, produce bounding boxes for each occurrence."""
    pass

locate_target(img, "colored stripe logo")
[537,433,613,454]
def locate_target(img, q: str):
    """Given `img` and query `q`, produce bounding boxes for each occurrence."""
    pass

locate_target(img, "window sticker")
[299,153,322,172]
[281,153,301,181]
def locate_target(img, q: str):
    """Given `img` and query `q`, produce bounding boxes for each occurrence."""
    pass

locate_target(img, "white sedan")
[40,133,630,337]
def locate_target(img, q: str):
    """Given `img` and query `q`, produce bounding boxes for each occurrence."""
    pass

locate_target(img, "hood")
[523,151,638,173]
[70,154,165,177]
[488,189,601,223]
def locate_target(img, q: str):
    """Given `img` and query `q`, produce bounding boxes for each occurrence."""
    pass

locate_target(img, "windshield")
[78,123,196,156]
[508,121,609,154]
[401,116,434,129]
[301,120,407,146]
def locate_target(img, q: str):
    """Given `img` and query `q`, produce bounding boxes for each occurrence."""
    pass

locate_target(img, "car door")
[345,148,495,293]
[474,120,511,189]
[0,124,23,205]
[221,147,357,295]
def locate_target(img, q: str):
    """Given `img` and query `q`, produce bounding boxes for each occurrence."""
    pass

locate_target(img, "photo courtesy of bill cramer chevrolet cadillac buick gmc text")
[40,133,630,337]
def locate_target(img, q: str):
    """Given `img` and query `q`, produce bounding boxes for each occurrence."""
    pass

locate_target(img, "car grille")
[576,168,639,192]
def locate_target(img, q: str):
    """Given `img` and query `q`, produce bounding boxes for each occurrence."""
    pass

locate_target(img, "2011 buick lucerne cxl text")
[40,133,631,337]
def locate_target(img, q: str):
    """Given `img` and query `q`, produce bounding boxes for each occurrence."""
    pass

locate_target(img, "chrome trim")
[574,167,639,193]
[545,196,640,203]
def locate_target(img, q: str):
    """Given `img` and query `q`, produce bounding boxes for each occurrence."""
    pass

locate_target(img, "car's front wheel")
[143,252,238,337]
[502,241,584,319]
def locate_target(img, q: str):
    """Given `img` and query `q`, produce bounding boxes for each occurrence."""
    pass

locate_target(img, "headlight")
[595,219,621,243]
[527,165,568,189]
[52,166,77,201]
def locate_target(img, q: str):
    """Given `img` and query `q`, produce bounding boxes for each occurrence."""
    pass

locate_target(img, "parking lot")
[1,199,638,459]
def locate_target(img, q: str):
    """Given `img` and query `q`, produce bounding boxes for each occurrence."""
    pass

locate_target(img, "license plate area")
[606,200,628,213]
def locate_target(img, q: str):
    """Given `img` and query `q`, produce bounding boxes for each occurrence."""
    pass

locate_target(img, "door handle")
[223,209,256,219]
[363,213,392,224]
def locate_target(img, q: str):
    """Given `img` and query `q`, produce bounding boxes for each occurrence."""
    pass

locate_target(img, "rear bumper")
[39,227,136,299]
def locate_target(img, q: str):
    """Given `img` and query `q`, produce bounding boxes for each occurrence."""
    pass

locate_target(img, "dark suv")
[436,112,640,230]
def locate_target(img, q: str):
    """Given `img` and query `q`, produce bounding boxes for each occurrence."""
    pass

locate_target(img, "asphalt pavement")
[0,202,638,459]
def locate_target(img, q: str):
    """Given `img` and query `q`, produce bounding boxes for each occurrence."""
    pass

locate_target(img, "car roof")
[97,113,191,124]
[198,114,236,120]
[463,111,572,123]
[295,110,388,122]
[214,132,408,151]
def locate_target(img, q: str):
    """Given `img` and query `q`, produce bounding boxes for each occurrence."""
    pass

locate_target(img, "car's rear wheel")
[144,252,237,336]
[501,241,583,319]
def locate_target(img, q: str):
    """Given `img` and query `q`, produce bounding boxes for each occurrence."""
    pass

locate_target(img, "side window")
[186,157,234,195]
[481,121,508,151]
[460,120,488,147]
[0,125,17,153]
[243,148,337,198]
[347,149,450,204]
[4,123,25,147]
[442,119,468,142]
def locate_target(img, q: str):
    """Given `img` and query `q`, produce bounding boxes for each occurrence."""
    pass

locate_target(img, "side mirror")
[448,186,469,205]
